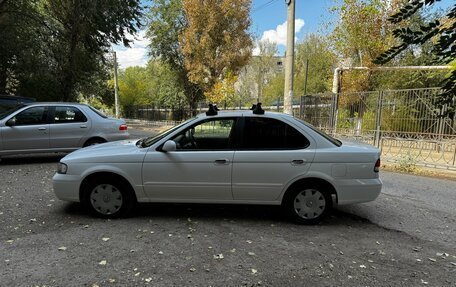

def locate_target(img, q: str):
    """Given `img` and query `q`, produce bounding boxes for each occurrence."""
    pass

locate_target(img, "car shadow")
[0,153,66,165]
[61,201,374,226]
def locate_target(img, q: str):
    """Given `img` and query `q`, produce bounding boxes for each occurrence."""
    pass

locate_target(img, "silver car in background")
[0,102,129,157]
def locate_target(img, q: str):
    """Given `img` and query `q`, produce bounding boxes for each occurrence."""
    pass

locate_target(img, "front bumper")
[53,173,82,202]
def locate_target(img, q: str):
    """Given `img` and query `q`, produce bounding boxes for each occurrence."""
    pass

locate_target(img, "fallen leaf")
[251,269,257,274]
[99,260,107,265]
[108,279,116,283]
[213,254,224,260]
[190,267,196,272]
[134,272,140,276]
[145,278,152,282]
[359,265,366,269]
[428,258,436,262]
[421,279,428,285]
[230,249,236,253]
[246,240,252,244]
[6,240,14,244]
[416,259,422,262]
[248,252,255,256]
[158,251,163,255]
[58,246,67,251]
[102,237,110,242]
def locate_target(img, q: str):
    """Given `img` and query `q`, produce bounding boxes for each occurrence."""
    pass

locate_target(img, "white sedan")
[53,106,382,224]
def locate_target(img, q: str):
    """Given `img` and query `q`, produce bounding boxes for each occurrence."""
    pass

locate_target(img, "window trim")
[50,106,88,124]
[10,106,49,126]
[168,117,239,152]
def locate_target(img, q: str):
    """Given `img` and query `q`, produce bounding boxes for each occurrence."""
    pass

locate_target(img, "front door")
[142,118,237,201]
[1,106,50,152]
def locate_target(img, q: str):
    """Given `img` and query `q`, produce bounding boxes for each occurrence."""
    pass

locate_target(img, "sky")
[113,0,453,69]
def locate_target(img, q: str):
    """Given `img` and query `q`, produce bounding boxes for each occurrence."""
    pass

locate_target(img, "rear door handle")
[291,159,306,165]
[214,159,230,165]
[38,127,46,131]
[80,125,87,128]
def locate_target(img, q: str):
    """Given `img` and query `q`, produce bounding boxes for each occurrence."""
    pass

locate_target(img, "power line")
[252,0,279,13]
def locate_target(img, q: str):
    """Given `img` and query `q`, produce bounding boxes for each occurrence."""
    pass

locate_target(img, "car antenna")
[252,102,265,115]
[206,104,218,116]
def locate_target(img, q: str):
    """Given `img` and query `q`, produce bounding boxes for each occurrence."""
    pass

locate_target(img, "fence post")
[332,92,339,134]
[374,91,383,148]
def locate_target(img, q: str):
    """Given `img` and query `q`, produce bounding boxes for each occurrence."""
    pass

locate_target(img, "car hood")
[62,139,144,163]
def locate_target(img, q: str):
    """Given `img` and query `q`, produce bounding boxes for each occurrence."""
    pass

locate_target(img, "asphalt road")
[0,128,455,286]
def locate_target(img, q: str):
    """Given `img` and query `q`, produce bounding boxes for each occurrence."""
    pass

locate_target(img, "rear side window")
[241,117,310,150]
[54,106,87,123]
[88,106,108,118]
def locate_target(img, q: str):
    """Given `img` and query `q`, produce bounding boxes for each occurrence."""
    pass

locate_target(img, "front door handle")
[291,159,306,165]
[214,159,230,165]
[38,127,46,131]
[80,125,87,128]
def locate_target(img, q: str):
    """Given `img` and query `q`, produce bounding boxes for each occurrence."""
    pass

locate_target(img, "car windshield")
[0,104,25,120]
[137,117,197,148]
[296,118,342,147]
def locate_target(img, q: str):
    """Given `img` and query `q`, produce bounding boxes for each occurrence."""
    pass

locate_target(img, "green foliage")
[146,0,203,109]
[0,0,143,103]
[375,1,455,113]
[397,153,417,173]
[294,34,337,95]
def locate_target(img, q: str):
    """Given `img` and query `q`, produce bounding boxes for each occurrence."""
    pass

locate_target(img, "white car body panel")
[53,111,382,208]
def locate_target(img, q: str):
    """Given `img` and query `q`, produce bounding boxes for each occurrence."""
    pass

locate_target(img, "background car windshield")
[0,105,25,120]
[144,117,196,147]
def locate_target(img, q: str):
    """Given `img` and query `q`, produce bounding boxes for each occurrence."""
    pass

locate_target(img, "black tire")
[283,184,332,225]
[81,176,136,219]
[83,138,106,147]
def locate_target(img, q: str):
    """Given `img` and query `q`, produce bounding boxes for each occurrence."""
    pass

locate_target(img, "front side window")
[241,117,310,150]
[12,107,48,126]
[171,118,236,150]
[54,106,87,123]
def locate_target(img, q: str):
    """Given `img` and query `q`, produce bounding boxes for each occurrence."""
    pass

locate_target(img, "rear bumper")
[335,178,382,205]
[53,173,81,202]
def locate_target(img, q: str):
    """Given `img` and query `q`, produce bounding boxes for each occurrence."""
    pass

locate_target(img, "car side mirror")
[161,140,177,152]
[6,118,16,127]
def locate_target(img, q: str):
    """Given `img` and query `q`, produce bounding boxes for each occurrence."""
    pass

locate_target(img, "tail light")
[119,124,128,131]
[374,158,381,172]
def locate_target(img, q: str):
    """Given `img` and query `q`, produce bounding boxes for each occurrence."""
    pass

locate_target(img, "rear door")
[49,105,91,148]
[1,106,50,151]
[232,116,315,201]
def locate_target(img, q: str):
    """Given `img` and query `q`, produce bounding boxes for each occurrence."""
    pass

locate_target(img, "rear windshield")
[296,118,342,147]
[88,106,108,118]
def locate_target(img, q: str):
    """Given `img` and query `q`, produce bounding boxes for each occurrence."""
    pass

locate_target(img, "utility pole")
[283,0,295,115]
[304,59,309,95]
[112,51,120,118]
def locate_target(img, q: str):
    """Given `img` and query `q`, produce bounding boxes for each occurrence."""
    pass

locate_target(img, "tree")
[375,0,456,113]
[329,0,396,92]
[294,34,337,95]
[42,0,143,101]
[146,0,203,109]
[236,40,278,105]
[179,0,253,96]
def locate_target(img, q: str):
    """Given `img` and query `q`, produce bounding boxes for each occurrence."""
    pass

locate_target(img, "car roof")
[24,102,88,107]
[195,110,295,120]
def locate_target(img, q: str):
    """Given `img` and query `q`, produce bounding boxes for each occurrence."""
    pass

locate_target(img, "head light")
[57,163,68,174]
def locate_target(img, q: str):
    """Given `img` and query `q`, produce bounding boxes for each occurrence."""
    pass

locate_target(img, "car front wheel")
[82,177,135,218]
[284,185,331,224]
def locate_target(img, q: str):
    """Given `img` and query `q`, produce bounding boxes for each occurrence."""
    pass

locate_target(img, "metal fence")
[301,88,456,170]
[124,87,456,170]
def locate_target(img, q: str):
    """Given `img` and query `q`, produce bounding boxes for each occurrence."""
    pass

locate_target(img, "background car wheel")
[83,138,106,147]
[283,184,332,225]
[82,176,135,218]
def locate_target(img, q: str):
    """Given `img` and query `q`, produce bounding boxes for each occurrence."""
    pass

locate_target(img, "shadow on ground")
[0,153,66,165]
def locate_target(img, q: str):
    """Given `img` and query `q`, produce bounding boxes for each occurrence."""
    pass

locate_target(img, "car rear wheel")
[82,177,135,218]
[284,185,331,225]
